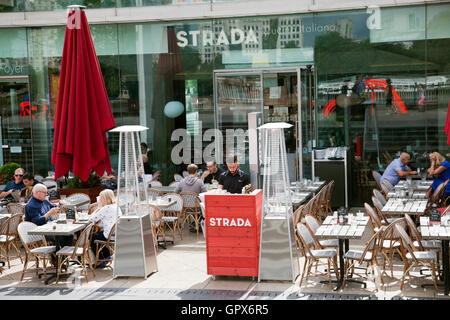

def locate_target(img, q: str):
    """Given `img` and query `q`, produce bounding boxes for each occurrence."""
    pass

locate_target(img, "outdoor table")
[291,191,312,207]
[0,213,11,222]
[144,198,177,209]
[381,198,428,216]
[29,220,90,284]
[420,224,450,295]
[315,215,370,290]
[394,180,432,192]
[290,181,325,194]
[387,190,427,200]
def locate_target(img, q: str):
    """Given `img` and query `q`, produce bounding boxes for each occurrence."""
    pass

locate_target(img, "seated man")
[380,152,417,187]
[175,164,207,194]
[218,155,251,194]
[25,184,72,265]
[201,161,225,184]
[0,168,26,200]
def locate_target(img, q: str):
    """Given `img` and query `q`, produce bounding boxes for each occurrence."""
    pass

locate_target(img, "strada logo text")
[209,217,252,227]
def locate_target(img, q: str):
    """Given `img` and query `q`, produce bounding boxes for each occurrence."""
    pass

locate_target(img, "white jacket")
[88,203,122,238]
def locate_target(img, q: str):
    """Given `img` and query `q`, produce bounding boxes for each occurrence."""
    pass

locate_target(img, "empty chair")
[148,204,165,247]
[379,218,405,278]
[174,174,183,182]
[148,188,163,200]
[296,223,339,289]
[150,181,163,188]
[372,171,382,189]
[66,192,90,211]
[395,224,439,293]
[373,188,386,206]
[41,179,58,191]
[160,193,183,244]
[342,227,385,291]
[17,221,56,281]
[381,178,394,191]
[55,223,96,284]
[7,203,25,215]
[324,180,334,216]
[304,214,338,250]
[0,213,24,268]
[371,196,396,224]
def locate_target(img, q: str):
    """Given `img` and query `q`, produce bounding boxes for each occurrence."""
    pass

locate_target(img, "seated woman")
[88,189,122,267]
[426,152,450,204]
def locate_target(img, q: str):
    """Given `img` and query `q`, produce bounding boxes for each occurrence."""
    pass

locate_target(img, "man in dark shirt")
[25,184,59,225]
[218,155,251,194]
[0,168,26,201]
[201,161,225,184]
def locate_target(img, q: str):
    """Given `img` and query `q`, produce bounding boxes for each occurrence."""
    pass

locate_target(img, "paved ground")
[1,220,449,300]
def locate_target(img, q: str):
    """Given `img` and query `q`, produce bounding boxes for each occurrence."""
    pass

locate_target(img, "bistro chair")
[20,186,34,202]
[379,218,405,279]
[427,179,449,210]
[394,224,439,293]
[382,178,394,192]
[324,180,334,216]
[169,181,180,188]
[373,188,386,206]
[55,223,95,284]
[151,171,161,181]
[182,171,189,178]
[17,221,56,281]
[380,182,391,198]
[180,191,202,237]
[34,175,44,183]
[316,184,328,220]
[342,227,385,291]
[148,204,165,248]
[66,192,91,211]
[304,214,339,250]
[372,196,396,224]
[94,223,116,268]
[296,223,339,289]
[150,181,163,188]
[42,178,58,191]
[0,212,24,268]
[160,193,183,244]
[174,174,183,182]
[148,188,163,200]
[404,213,440,266]
[7,203,25,215]
[441,205,450,217]
[372,171,382,190]
[364,202,385,233]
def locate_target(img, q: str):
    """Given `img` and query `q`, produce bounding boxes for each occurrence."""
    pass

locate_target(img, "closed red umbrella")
[52,6,115,181]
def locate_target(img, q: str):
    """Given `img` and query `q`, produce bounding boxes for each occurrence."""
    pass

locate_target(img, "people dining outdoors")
[380,152,417,186]
[23,172,38,187]
[201,161,225,184]
[426,152,450,203]
[88,189,122,267]
[218,155,251,194]
[0,167,26,201]
[175,164,207,194]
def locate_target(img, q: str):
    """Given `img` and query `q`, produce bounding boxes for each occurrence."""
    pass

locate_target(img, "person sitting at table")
[23,172,37,187]
[426,152,450,202]
[200,160,225,185]
[218,154,251,194]
[175,164,207,194]
[88,189,122,267]
[380,152,417,187]
[25,184,72,266]
[0,168,26,201]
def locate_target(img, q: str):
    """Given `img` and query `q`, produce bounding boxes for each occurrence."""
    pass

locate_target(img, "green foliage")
[66,172,102,189]
[0,162,21,184]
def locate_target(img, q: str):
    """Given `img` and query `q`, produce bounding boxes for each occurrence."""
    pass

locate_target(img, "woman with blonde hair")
[88,189,122,267]
[426,152,450,202]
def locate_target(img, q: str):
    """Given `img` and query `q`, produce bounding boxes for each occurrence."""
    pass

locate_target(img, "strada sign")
[208,217,252,227]
[176,28,258,48]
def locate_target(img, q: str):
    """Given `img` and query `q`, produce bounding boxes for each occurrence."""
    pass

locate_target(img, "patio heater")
[110,125,158,279]
[258,122,300,283]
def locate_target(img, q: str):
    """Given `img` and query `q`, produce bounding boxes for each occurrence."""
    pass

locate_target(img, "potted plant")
[59,172,106,203]
[0,162,21,186]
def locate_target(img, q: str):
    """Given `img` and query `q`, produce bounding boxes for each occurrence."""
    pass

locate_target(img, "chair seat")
[382,240,401,249]
[30,246,56,255]
[0,235,16,242]
[162,217,178,222]
[406,251,436,261]
[344,250,373,261]
[308,249,337,259]
[56,246,83,256]
[413,240,441,249]
[320,239,339,247]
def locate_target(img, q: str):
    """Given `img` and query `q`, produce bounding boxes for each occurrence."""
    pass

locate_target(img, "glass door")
[0,76,33,172]
[214,72,263,174]
[300,66,315,180]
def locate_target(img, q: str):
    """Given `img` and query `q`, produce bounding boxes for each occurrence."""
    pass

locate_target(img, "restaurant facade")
[0,0,449,206]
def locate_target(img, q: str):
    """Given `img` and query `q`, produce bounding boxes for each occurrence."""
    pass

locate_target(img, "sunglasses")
[15,174,23,177]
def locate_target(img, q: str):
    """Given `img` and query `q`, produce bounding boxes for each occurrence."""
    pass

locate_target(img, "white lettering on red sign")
[209,218,251,227]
